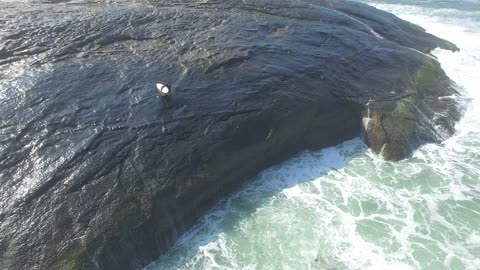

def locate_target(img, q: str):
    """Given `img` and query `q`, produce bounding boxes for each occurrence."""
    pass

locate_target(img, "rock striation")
[0,0,460,269]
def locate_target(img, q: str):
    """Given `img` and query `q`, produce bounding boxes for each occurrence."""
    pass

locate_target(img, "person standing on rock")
[157,82,173,108]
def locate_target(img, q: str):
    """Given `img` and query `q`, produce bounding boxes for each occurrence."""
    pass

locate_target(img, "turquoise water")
[148,1,480,269]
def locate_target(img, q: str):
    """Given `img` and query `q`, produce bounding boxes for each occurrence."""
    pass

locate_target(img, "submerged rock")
[0,0,460,269]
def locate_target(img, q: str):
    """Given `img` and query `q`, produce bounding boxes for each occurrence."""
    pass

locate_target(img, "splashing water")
[148,1,480,269]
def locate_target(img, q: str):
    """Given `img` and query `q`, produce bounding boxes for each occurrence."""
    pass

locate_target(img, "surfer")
[156,82,173,108]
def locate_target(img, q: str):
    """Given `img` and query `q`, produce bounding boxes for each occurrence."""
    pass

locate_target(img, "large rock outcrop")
[0,0,460,269]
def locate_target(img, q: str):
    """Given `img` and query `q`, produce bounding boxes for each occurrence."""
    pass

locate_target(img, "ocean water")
[148,1,480,269]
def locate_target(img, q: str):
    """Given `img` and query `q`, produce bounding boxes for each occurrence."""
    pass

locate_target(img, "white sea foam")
[149,3,480,270]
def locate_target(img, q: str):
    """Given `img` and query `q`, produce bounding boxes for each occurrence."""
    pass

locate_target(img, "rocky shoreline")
[0,0,460,269]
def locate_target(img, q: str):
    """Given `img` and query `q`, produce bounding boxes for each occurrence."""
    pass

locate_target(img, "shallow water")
[149,1,480,269]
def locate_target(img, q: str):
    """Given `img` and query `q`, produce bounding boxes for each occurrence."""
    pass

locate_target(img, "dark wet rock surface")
[0,0,460,269]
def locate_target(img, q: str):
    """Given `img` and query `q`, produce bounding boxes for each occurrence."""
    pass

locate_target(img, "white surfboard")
[156,83,170,95]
